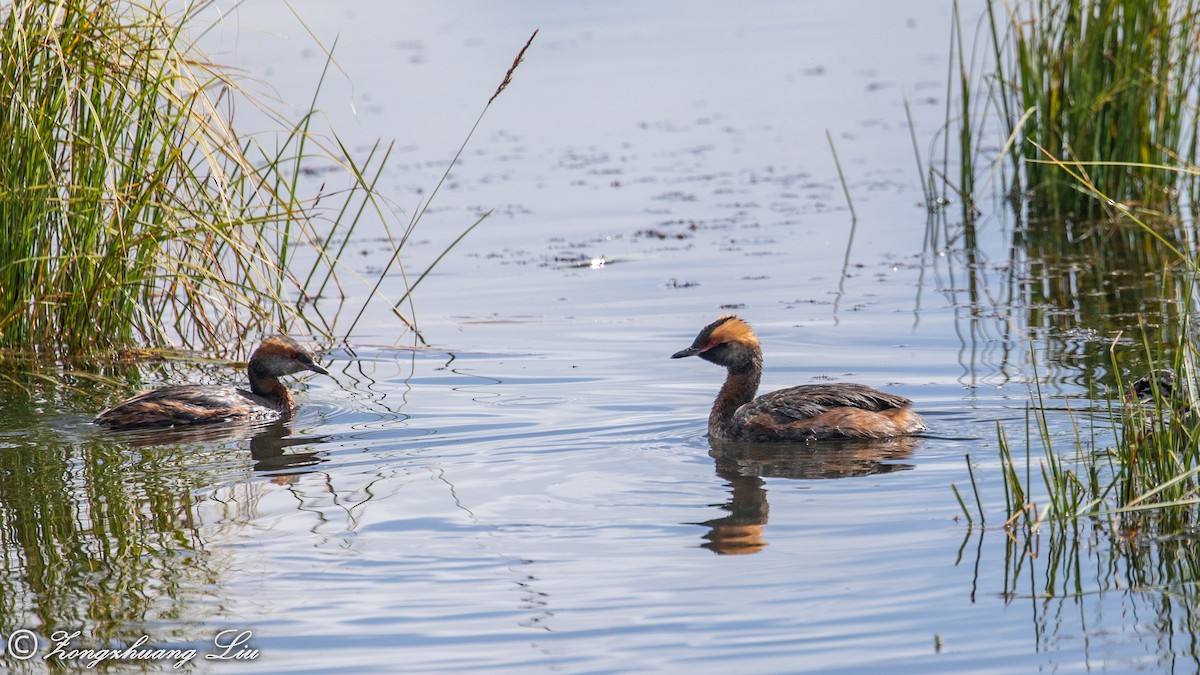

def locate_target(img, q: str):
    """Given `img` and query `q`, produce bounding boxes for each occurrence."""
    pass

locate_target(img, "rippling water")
[3,1,1192,673]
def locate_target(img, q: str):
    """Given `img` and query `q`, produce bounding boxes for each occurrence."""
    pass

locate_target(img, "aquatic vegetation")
[1,0,323,353]
[967,375,1200,660]
[959,308,1200,554]
[935,0,1200,529]
[932,7,1200,647]
[0,0,532,358]
[939,0,1200,220]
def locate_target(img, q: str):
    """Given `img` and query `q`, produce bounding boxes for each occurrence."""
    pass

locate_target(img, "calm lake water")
[2,1,1194,673]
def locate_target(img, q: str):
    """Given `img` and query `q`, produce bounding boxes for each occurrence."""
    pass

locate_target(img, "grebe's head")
[671,315,761,370]
[249,335,330,379]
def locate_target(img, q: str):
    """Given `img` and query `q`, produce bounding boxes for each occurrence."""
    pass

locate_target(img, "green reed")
[2,1,287,353]
[946,0,1200,220]
[0,1,531,358]
[962,306,1200,534]
[944,0,1200,525]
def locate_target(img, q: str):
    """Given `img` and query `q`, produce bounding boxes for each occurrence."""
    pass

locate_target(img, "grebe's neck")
[248,369,296,411]
[709,352,762,439]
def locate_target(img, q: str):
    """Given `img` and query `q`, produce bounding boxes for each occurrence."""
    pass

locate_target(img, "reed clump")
[0,0,428,359]
[944,0,1200,220]
[0,0,328,355]
[1005,0,1200,217]
[963,328,1200,533]
[0,0,534,361]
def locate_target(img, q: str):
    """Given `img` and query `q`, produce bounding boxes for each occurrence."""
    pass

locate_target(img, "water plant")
[940,0,1200,221]
[933,0,1200,530]
[961,310,1200,532]
[1,0,309,354]
[0,0,532,360]
[931,10,1200,653]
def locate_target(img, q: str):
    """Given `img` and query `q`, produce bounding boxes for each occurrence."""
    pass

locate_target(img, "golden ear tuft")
[707,315,758,346]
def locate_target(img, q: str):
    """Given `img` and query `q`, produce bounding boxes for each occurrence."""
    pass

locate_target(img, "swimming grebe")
[671,315,926,441]
[94,335,329,430]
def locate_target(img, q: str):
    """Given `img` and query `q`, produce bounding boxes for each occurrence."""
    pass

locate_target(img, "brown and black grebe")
[94,335,329,430]
[672,315,926,441]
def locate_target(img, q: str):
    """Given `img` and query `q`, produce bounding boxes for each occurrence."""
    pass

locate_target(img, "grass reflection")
[958,513,1200,670]
[0,375,327,649]
[0,423,209,646]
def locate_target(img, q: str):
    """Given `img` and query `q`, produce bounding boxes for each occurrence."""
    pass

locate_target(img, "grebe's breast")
[95,385,288,429]
[729,382,925,441]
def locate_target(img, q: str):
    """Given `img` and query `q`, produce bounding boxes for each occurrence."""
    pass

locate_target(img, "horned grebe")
[671,315,926,441]
[94,335,329,430]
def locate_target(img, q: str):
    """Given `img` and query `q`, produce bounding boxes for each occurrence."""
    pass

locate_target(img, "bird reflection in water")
[698,436,922,554]
[100,420,328,475]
